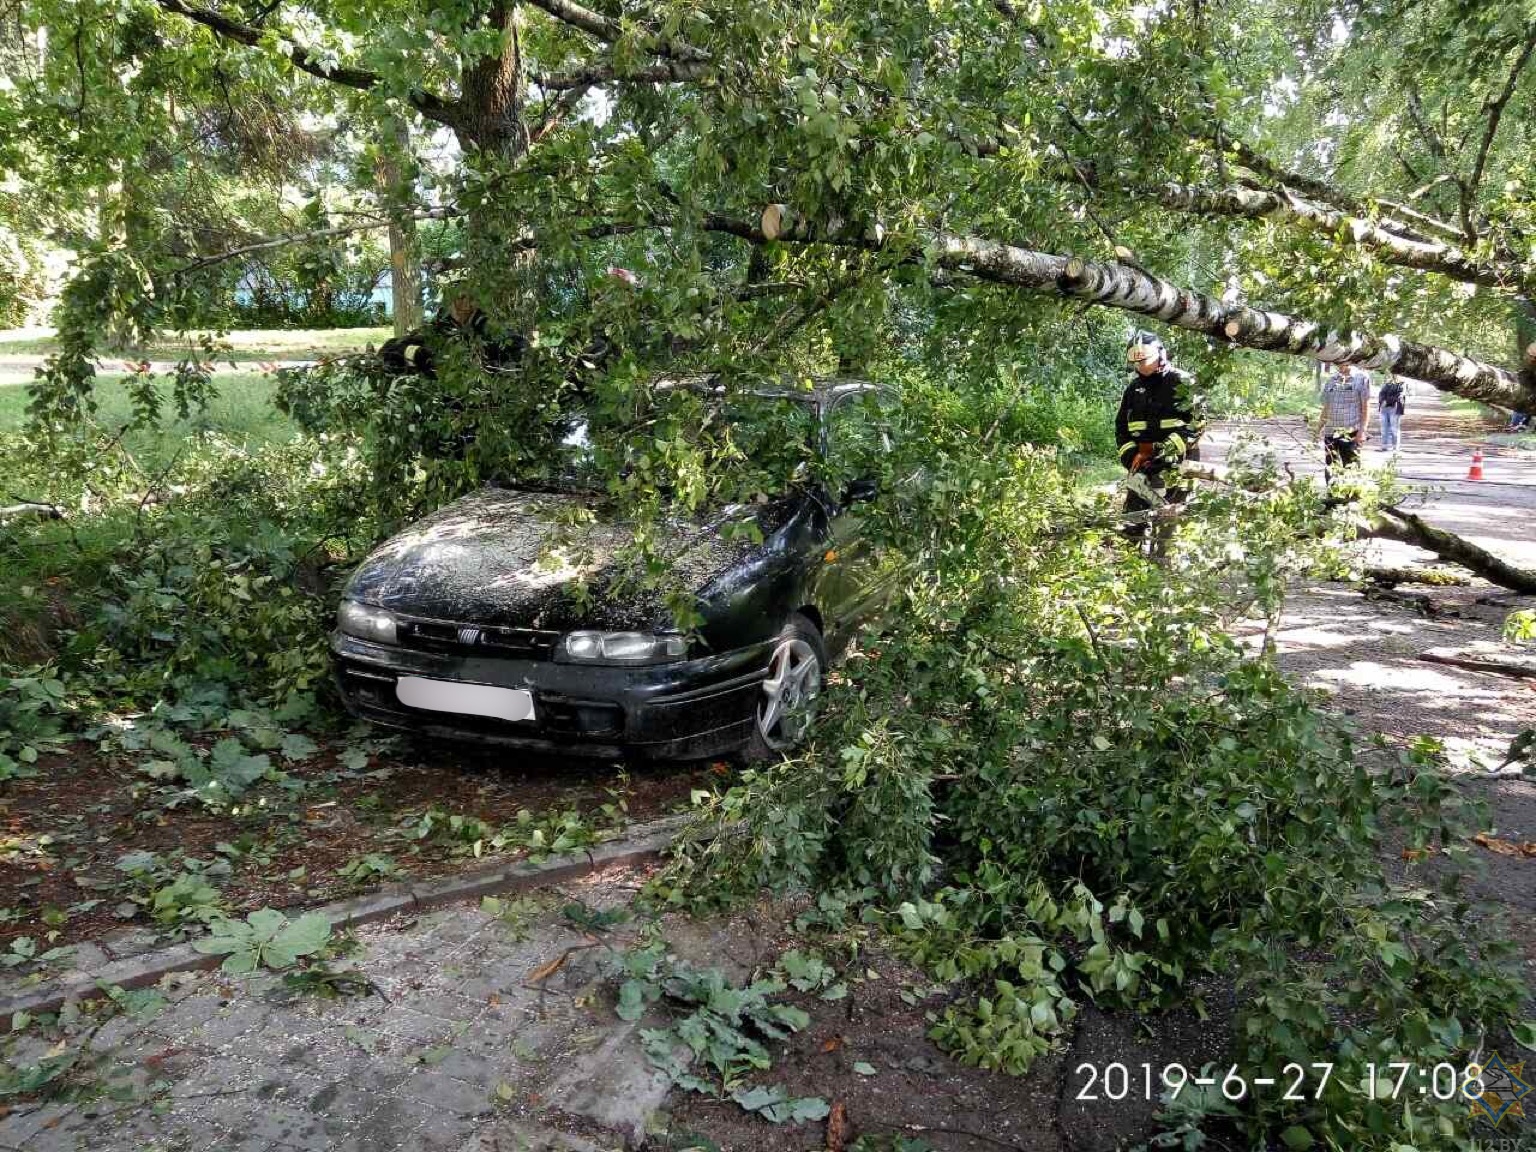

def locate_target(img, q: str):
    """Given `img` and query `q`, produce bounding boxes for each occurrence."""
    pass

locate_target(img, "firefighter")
[378,292,528,377]
[1116,330,1202,543]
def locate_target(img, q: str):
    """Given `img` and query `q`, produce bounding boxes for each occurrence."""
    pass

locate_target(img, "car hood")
[344,486,779,630]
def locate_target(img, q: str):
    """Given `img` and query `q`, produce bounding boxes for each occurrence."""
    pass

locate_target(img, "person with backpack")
[1377,375,1406,451]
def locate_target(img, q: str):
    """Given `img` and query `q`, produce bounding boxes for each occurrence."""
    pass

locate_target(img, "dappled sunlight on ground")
[1249,582,1536,773]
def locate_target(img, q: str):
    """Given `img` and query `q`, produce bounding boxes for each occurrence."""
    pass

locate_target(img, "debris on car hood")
[344,486,774,630]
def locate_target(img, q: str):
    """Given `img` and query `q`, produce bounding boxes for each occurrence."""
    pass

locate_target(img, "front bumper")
[330,631,771,760]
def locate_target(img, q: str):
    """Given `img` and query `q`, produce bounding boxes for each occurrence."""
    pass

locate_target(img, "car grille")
[396,618,562,659]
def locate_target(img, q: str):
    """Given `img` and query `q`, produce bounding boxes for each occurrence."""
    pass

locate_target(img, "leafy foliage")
[192,908,332,974]
[401,803,617,862]
[0,671,68,781]
[608,944,839,1125]
[660,417,1528,1148]
[112,850,228,930]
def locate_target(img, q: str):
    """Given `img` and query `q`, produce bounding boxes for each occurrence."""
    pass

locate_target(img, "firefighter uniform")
[1116,335,1202,538]
[378,309,528,377]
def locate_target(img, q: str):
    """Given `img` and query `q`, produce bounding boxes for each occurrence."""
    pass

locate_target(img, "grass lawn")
[0,325,390,362]
[0,370,296,468]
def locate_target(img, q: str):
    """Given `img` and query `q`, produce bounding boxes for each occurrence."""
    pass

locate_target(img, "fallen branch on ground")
[1420,645,1536,680]
[1366,506,1536,595]
[1363,566,1471,587]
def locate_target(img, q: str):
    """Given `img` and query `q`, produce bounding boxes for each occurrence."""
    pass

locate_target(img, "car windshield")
[542,387,828,496]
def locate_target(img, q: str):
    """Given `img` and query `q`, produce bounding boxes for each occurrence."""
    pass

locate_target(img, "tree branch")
[1373,199,1470,245]
[174,210,461,274]
[1467,25,1536,205]
[1151,181,1518,292]
[1404,84,1475,240]
[744,205,1535,409]
[1212,131,1468,247]
[531,83,591,141]
[153,0,461,128]
[1368,507,1536,595]
[1215,134,1355,216]
[522,0,708,60]
[536,59,710,89]
[522,0,620,42]
[182,189,1536,411]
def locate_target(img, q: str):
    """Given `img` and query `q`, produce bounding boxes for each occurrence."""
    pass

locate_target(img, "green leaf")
[210,739,270,792]
[853,1061,877,1075]
[245,908,288,942]
[617,980,648,1021]
[279,733,319,762]
[1280,1126,1313,1150]
[263,943,302,969]
[273,912,332,956]
[193,932,246,956]
[732,1085,782,1112]
[764,1095,830,1123]
[731,1084,827,1123]
[1513,1020,1536,1052]
[767,1004,810,1031]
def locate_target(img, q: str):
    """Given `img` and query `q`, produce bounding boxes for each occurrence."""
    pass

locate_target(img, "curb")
[0,813,690,1019]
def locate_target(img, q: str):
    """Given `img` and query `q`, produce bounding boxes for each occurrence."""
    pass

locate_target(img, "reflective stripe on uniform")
[1126,420,1148,431]
[1165,433,1187,455]
[1159,418,1186,429]
[1118,441,1136,458]
[404,344,422,365]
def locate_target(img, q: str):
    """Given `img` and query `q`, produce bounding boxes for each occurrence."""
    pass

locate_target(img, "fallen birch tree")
[754,205,1536,411]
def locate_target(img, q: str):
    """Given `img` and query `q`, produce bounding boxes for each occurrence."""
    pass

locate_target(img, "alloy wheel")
[756,636,822,750]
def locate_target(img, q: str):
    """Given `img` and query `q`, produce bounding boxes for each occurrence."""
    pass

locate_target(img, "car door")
[812,386,900,647]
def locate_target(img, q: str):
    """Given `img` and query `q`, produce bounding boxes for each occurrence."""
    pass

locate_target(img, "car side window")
[824,390,897,466]
[820,388,899,507]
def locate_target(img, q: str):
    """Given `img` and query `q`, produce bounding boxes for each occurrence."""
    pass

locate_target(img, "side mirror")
[841,478,880,505]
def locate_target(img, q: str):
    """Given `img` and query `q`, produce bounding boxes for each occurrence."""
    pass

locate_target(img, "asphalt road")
[1202,385,1536,571]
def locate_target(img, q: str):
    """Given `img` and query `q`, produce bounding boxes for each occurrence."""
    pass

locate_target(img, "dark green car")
[331,382,902,761]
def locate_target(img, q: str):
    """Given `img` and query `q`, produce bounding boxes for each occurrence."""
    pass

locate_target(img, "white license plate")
[395,676,536,723]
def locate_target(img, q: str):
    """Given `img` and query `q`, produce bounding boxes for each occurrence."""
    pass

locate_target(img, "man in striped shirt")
[1318,366,1370,479]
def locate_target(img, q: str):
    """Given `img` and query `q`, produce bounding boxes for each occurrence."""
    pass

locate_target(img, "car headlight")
[337,600,399,645]
[561,631,687,663]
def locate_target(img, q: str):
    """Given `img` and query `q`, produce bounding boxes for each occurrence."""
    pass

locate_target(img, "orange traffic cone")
[1467,449,1484,481]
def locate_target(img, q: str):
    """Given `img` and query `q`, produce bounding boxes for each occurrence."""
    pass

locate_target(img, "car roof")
[650,375,893,414]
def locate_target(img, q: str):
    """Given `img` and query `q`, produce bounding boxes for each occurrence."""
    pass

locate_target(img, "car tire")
[740,612,828,763]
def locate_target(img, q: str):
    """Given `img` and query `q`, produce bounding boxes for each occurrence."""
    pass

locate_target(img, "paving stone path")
[0,868,664,1152]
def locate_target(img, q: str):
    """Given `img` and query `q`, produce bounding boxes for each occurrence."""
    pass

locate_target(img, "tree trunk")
[1153,181,1515,293]
[1366,506,1536,594]
[750,206,1536,411]
[453,2,529,297]
[376,118,423,336]
[0,502,64,522]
